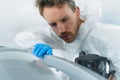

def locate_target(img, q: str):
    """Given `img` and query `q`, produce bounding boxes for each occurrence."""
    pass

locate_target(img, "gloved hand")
[32,43,53,58]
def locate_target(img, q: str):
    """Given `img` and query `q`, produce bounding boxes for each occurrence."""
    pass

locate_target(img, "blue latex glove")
[32,43,53,58]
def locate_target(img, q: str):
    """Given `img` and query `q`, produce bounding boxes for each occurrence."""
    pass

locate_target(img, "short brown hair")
[35,0,76,16]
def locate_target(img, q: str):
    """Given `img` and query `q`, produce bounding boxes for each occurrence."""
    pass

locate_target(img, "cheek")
[51,28,60,35]
[66,19,76,31]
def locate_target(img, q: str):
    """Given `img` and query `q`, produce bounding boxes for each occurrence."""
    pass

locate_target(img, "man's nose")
[58,23,66,33]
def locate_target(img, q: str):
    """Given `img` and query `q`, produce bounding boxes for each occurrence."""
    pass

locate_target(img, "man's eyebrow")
[57,15,69,22]
[48,22,55,25]
[60,16,69,20]
[48,15,69,24]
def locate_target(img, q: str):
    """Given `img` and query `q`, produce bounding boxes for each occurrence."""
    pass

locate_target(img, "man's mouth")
[61,34,70,40]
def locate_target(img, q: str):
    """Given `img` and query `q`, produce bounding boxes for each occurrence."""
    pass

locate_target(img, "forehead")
[43,4,73,22]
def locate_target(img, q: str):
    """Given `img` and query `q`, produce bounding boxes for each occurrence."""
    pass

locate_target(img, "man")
[15,0,120,79]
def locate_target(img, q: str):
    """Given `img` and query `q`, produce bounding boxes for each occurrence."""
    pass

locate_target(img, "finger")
[39,46,48,57]
[33,44,43,55]
[32,44,41,53]
[47,49,52,55]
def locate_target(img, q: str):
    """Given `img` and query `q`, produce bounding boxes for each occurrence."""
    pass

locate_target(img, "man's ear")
[75,7,80,17]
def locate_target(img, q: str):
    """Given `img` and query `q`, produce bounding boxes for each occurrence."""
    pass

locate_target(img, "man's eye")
[62,18,68,23]
[50,23,57,27]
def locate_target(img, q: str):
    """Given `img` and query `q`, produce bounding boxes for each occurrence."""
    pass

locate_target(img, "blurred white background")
[0,0,48,47]
[0,0,120,47]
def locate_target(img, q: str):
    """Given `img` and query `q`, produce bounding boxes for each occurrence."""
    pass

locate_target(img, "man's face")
[43,4,81,43]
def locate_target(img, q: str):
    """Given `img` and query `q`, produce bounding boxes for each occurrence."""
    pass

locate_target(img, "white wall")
[0,0,120,47]
[0,0,48,47]
[100,0,120,25]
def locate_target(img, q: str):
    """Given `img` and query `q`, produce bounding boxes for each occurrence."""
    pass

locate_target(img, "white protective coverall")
[15,0,120,79]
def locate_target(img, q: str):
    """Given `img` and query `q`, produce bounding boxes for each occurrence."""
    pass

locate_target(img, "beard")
[59,32,75,43]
